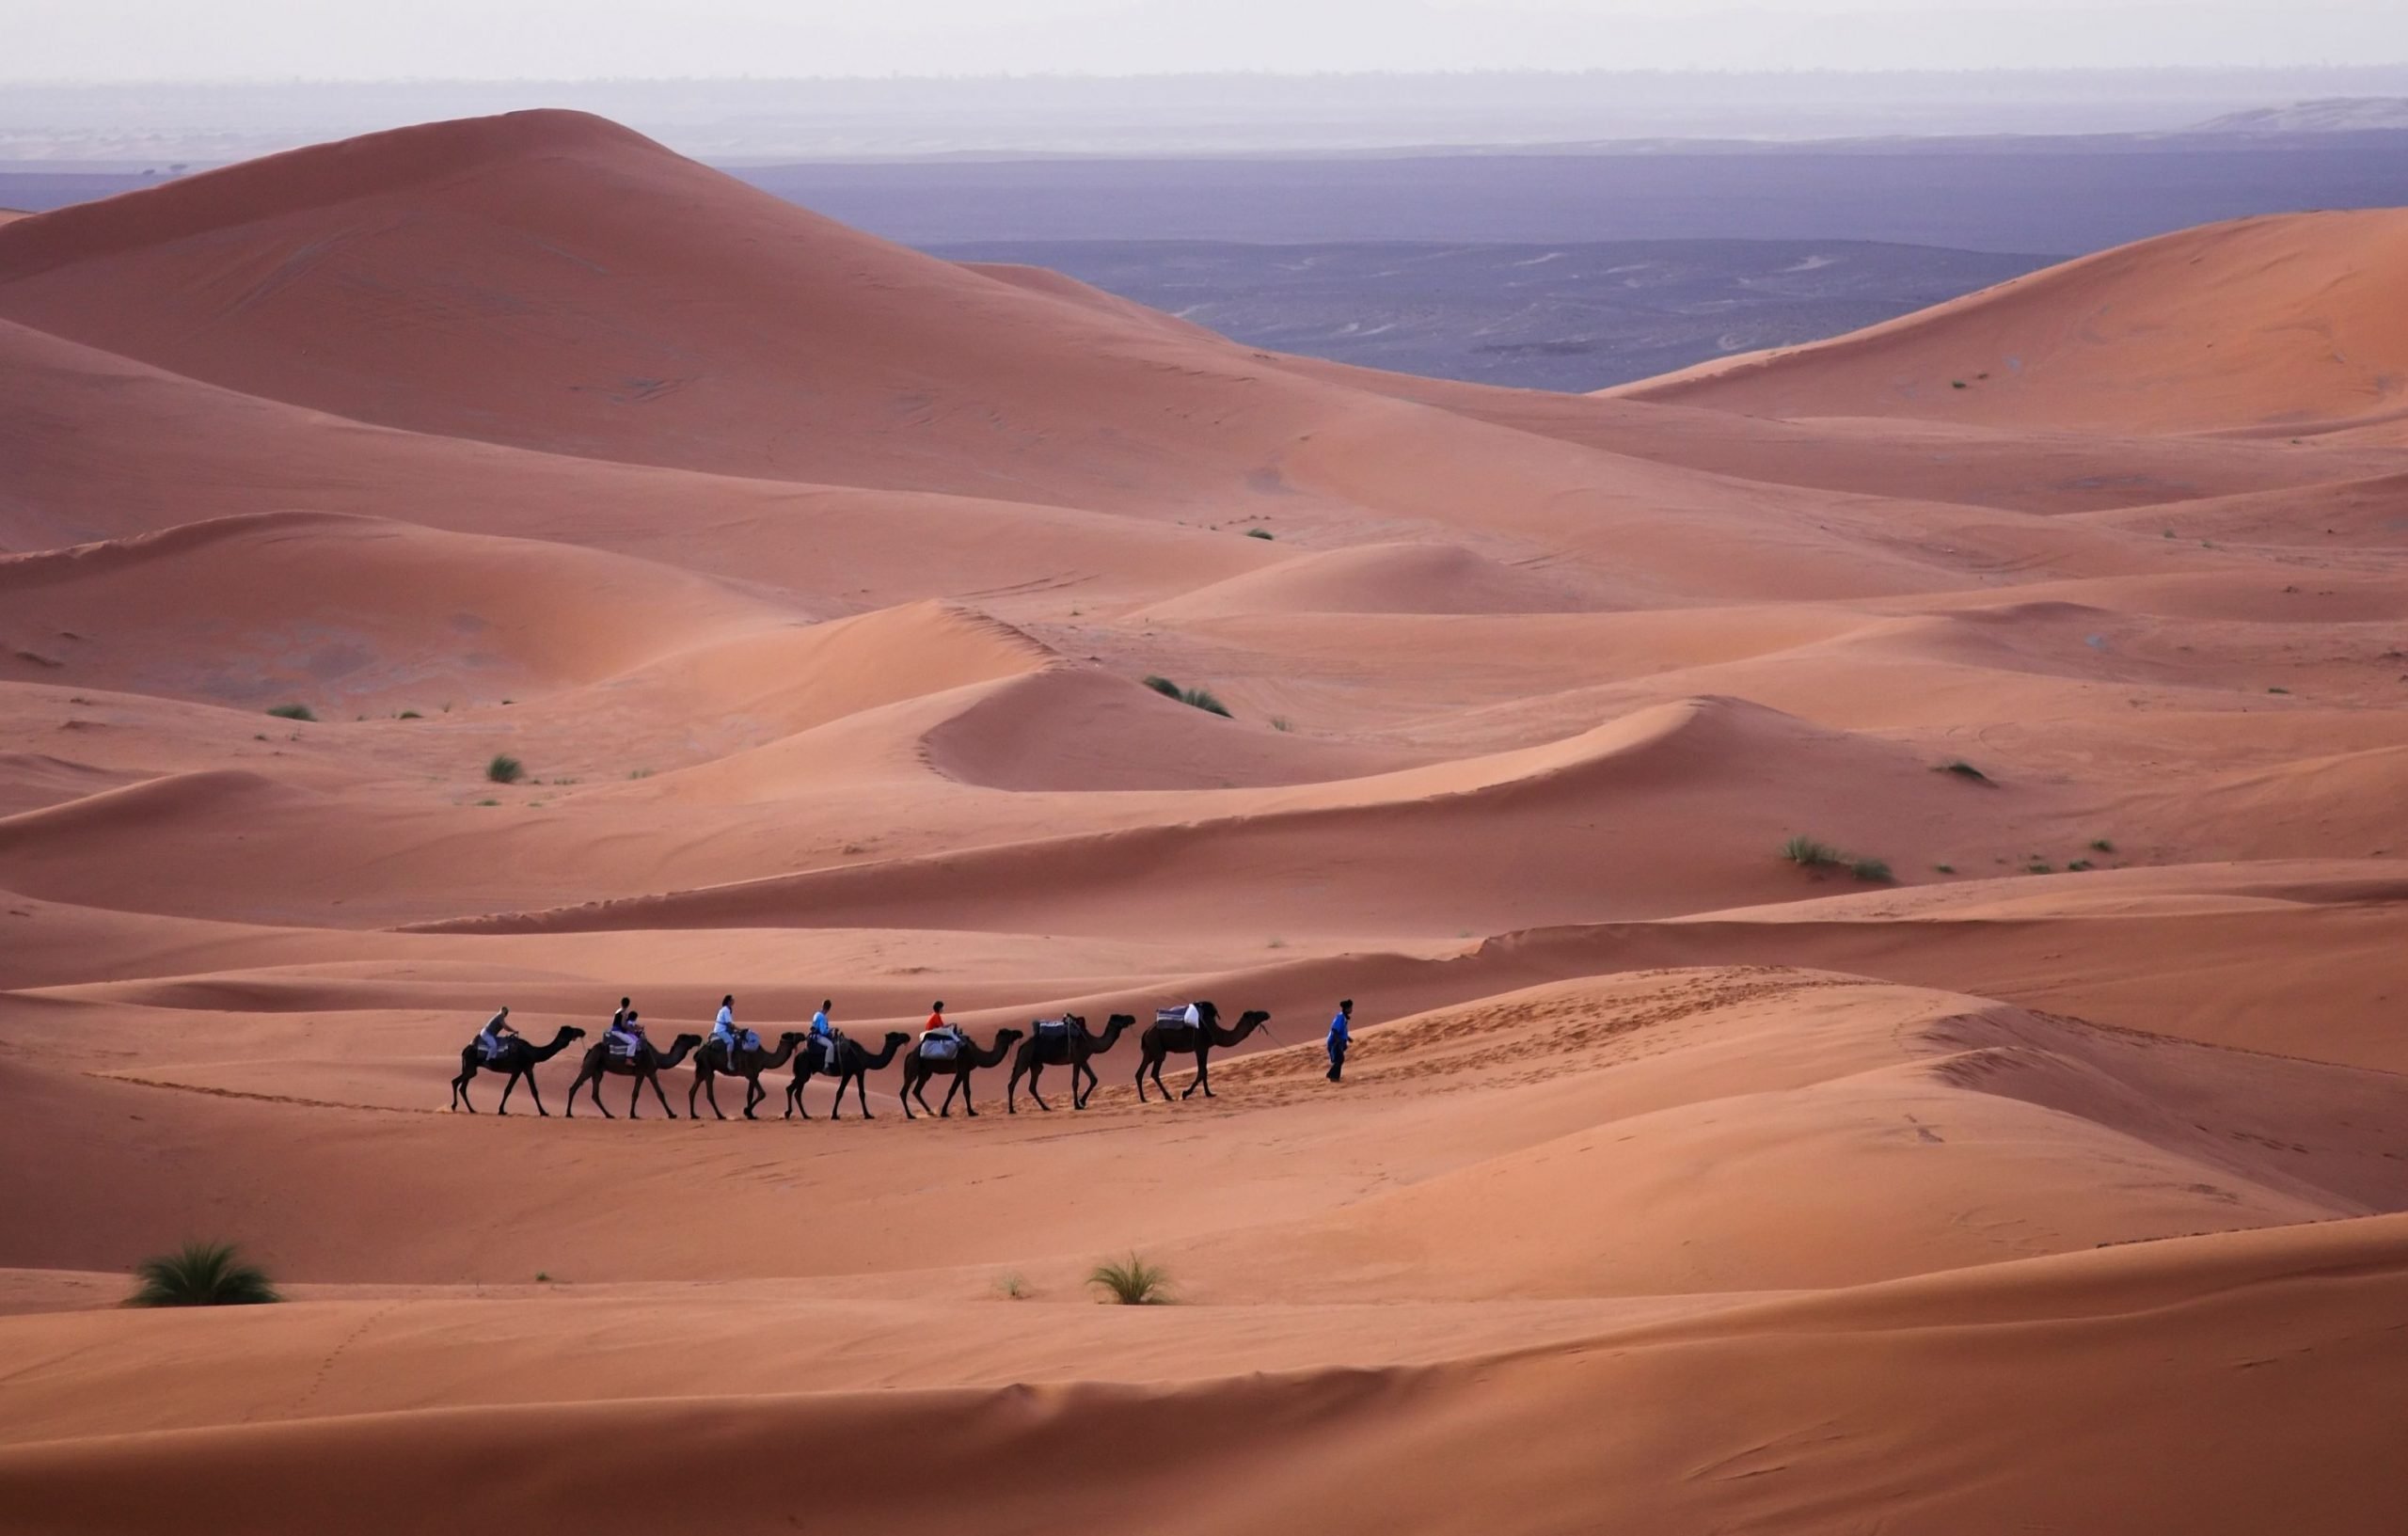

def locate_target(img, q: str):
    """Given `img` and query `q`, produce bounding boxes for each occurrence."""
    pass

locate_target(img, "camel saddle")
[606,1029,643,1059]
[919,1028,963,1062]
[1034,1018,1071,1037]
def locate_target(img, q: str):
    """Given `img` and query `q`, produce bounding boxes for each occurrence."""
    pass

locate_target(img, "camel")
[784,1031,911,1120]
[1007,1013,1136,1113]
[1134,1003,1274,1102]
[689,1032,809,1121]
[898,1027,1024,1119]
[564,1033,704,1119]
[450,1025,586,1116]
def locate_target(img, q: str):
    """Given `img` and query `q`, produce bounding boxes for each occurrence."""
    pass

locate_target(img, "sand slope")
[1609,210,2408,436]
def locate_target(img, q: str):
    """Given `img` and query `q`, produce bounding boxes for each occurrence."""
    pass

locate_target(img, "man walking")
[1325,998,1353,1084]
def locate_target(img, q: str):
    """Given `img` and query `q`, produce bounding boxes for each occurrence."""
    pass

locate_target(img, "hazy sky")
[6,0,2403,78]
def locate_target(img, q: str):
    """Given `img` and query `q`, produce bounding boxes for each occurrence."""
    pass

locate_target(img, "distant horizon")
[8,63,2408,85]
[7,61,2406,166]
[8,2,2406,81]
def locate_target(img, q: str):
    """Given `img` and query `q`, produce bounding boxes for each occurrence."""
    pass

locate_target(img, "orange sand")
[2,112,2404,1533]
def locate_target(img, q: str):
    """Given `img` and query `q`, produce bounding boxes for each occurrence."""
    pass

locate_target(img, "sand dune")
[1148,540,1607,619]
[3,112,2404,1532]
[1610,210,2408,435]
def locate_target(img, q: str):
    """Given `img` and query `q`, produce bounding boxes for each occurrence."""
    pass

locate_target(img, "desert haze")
[2,109,2406,1533]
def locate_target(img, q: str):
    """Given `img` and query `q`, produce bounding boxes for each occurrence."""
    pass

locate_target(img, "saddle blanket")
[920,1031,962,1062]
[1154,1006,1201,1029]
[478,1036,510,1063]
[1034,1018,1071,1037]
[606,1031,643,1059]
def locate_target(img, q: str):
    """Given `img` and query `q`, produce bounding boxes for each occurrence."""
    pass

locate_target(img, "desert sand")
[2,111,2404,1533]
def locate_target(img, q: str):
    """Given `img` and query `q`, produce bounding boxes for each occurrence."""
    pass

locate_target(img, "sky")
[4,0,2404,79]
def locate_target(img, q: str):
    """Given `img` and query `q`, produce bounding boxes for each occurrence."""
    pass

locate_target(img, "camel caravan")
[448,997,1276,1120]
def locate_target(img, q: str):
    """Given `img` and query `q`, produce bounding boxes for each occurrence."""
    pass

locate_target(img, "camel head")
[879,1032,911,1049]
[996,1028,1025,1044]
[1106,1013,1136,1030]
[1237,1009,1272,1033]
[669,1033,705,1050]
[777,1031,807,1045]
[562,1026,588,1038]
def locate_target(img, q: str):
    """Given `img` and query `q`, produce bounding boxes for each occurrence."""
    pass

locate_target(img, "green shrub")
[1245,528,1275,540]
[2089,838,2115,853]
[128,1241,280,1307]
[1143,675,1231,718]
[2027,862,2054,875]
[1849,859,1893,883]
[1088,1254,1172,1306]
[1782,835,1840,868]
[396,710,422,720]
[486,754,524,784]
[265,704,315,721]
[1933,863,1956,875]
[1939,760,1989,783]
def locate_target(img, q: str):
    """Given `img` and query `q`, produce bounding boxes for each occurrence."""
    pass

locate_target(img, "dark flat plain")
[936,238,2050,391]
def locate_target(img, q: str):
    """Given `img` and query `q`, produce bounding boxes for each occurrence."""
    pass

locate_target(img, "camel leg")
[646,1070,678,1119]
[785,1075,808,1120]
[1183,1051,1212,1101]
[525,1073,548,1117]
[1134,1054,1150,1104]
[850,1071,874,1120]
[961,1073,979,1117]
[1006,1062,1022,1114]
[452,1068,476,1113]
[497,1070,519,1116]
[1073,1058,1096,1109]
[938,1073,959,1118]
[743,1076,764,1119]
[1149,1056,1171,1101]
[1027,1063,1050,1113]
